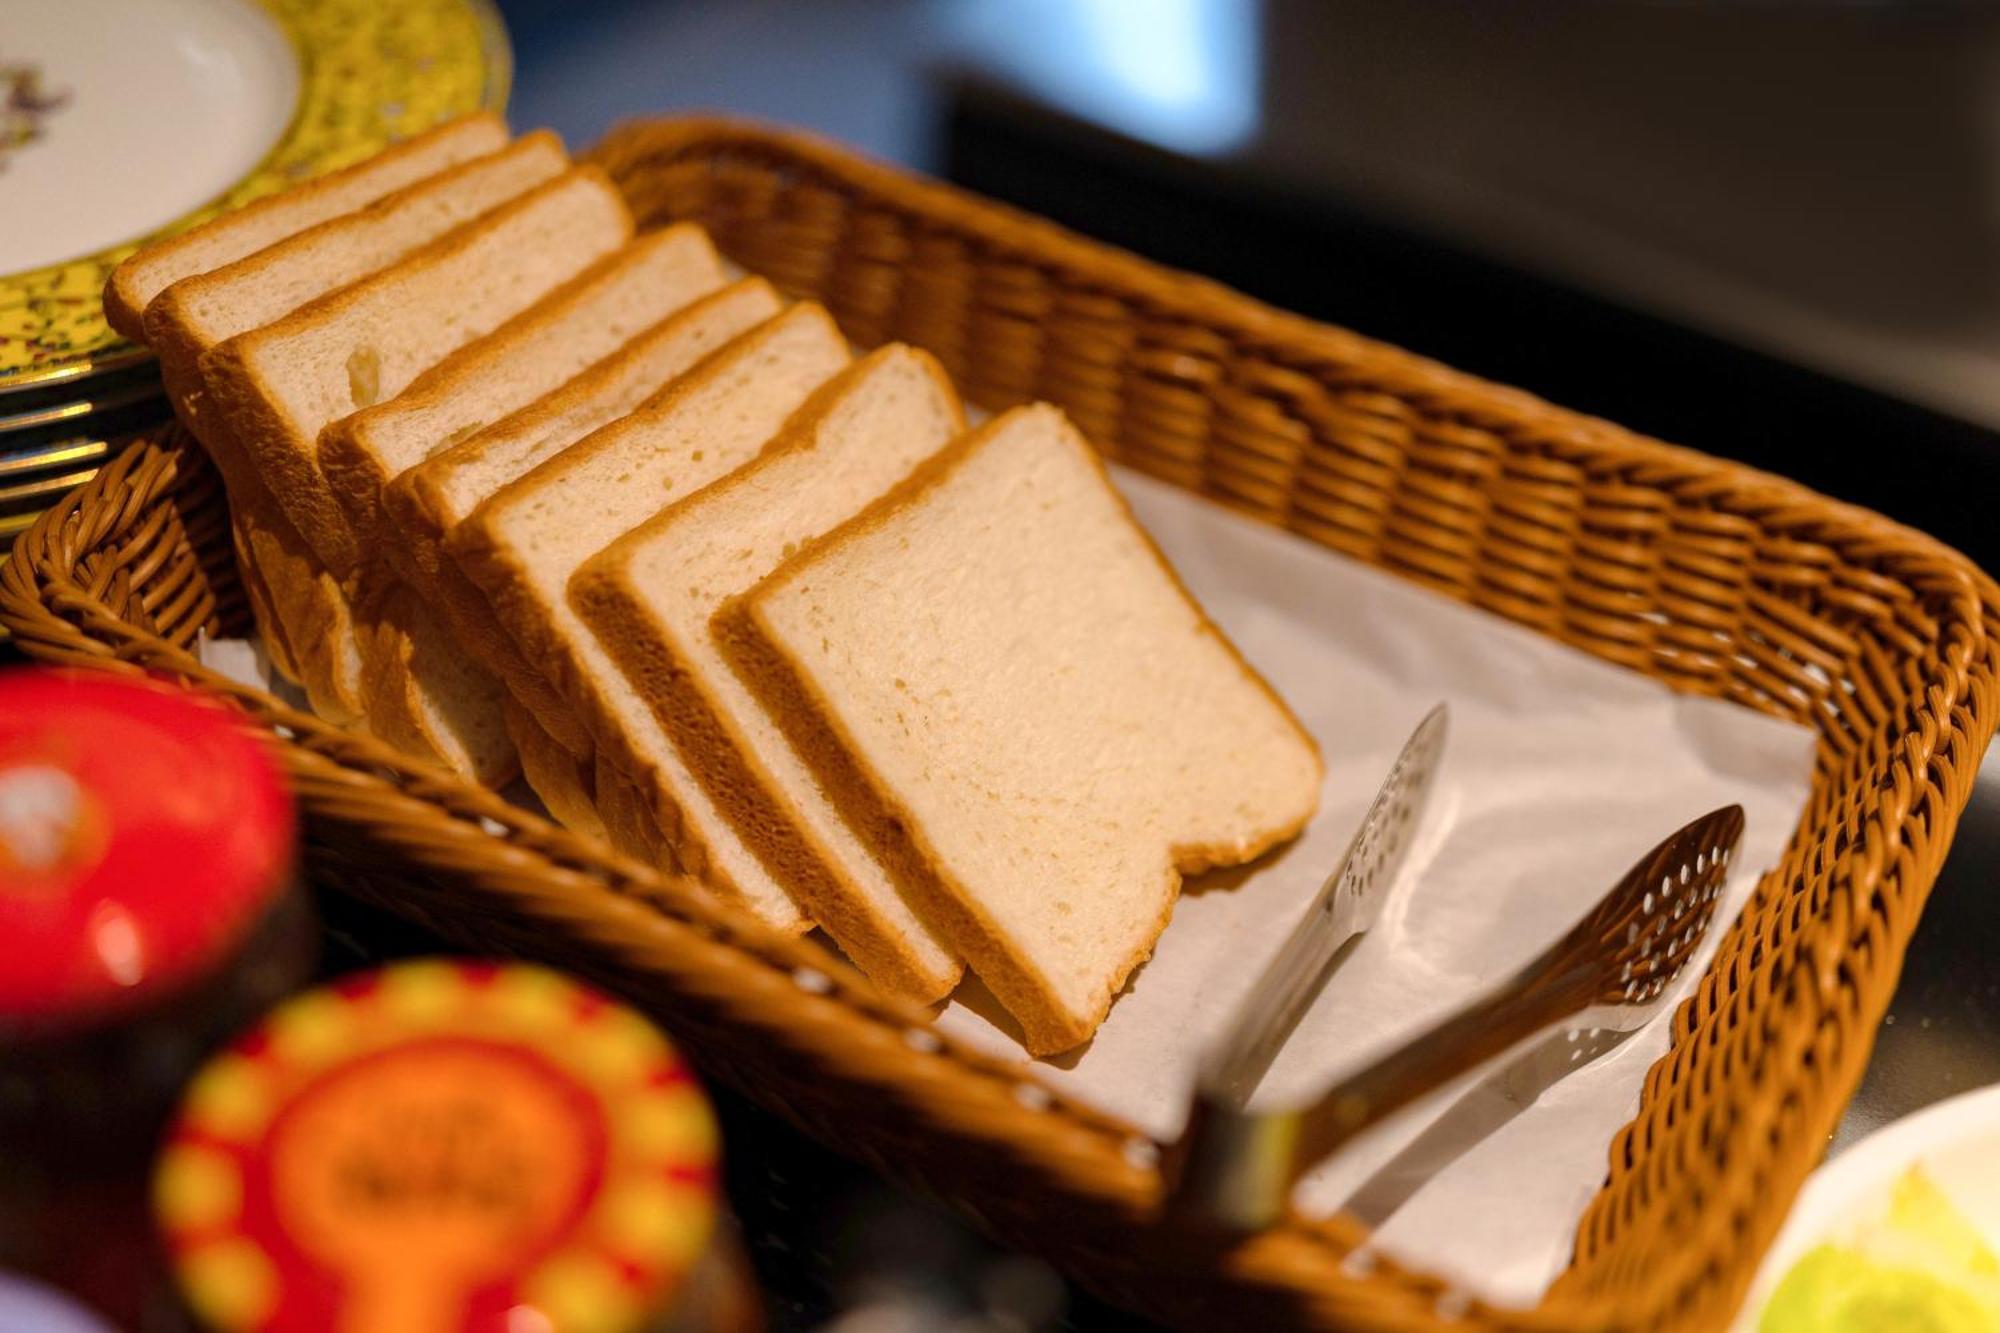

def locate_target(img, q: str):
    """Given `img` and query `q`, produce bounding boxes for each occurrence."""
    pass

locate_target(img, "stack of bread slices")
[108,116,1324,1054]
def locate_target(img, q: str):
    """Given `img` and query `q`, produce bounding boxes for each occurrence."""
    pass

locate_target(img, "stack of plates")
[0,0,509,556]
[0,361,164,550]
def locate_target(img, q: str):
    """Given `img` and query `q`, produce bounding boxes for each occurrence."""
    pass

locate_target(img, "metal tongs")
[1166,703,1745,1230]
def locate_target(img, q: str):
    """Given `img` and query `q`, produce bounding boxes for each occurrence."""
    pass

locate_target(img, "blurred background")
[501,0,2000,571]
[475,2,2000,1328]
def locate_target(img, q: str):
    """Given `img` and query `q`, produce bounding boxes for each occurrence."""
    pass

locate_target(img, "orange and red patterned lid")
[155,960,720,1333]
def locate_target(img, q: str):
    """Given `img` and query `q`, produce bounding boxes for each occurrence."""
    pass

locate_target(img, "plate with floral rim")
[0,0,509,397]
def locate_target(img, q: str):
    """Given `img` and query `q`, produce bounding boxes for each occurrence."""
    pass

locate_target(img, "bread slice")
[385,277,783,756]
[318,224,729,558]
[138,132,566,728]
[146,132,568,433]
[233,505,372,725]
[221,517,301,683]
[721,404,1325,1053]
[572,347,966,1002]
[451,304,851,930]
[594,749,669,867]
[354,579,516,784]
[201,166,633,577]
[198,169,628,781]
[103,113,508,339]
[504,696,604,839]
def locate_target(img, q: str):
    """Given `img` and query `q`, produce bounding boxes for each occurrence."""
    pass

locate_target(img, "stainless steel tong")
[1168,703,1745,1231]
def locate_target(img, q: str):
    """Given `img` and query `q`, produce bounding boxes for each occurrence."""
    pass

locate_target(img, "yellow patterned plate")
[0,0,510,397]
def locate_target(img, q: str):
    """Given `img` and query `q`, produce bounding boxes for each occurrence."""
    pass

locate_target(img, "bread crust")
[318,223,723,557]
[352,573,519,786]
[142,131,567,447]
[151,324,370,722]
[392,278,781,756]
[188,168,630,781]
[572,346,967,1003]
[200,166,632,577]
[444,304,822,763]
[450,303,847,931]
[223,514,301,683]
[140,132,567,731]
[103,113,510,338]
[723,405,1323,1053]
[238,500,371,724]
[504,696,603,837]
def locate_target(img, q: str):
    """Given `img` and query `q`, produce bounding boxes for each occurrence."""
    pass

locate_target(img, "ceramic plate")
[0,0,509,396]
[1734,1081,2000,1330]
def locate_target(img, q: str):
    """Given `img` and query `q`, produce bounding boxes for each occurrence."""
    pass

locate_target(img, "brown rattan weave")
[4,117,1994,1331]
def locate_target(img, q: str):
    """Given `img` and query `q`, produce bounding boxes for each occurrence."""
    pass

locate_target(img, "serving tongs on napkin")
[1167,703,1746,1230]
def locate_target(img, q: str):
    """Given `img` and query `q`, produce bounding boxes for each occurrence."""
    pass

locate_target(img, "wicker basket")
[5,117,1994,1331]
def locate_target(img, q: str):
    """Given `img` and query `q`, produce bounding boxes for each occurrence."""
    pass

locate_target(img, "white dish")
[1,0,298,275]
[1734,1080,2000,1329]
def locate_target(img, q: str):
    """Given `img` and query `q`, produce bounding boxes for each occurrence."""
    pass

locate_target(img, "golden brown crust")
[155,338,368,723]
[201,166,633,578]
[717,590,1077,1045]
[137,141,562,725]
[317,216,704,556]
[241,512,369,725]
[570,348,966,1002]
[589,749,795,932]
[140,131,565,421]
[102,113,511,339]
[391,280,783,760]
[198,331,358,576]
[389,475,586,752]
[385,458,590,752]
[343,563,517,786]
[451,305,849,932]
[349,574,430,757]
[505,695,603,837]
[224,514,301,683]
[449,482,748,896]
[447,304,831,832]
[449,500,736,893]
[729,405,1322,1052]
[575,565,960,1002]
[592,748,663,866]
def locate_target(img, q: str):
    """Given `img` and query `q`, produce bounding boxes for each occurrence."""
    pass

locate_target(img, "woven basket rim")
[599,116,2000,598]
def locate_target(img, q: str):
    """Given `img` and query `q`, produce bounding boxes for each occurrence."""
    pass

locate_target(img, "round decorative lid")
[0,670,294,1031]
[156,960,720,1333]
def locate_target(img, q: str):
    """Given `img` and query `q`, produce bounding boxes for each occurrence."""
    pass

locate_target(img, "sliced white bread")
[572,347,966,1002]
[385,277,783,757]
[200,166,633,578]
[199,169,629,781]
[313,224,726,781]
[319,224,729,557]
[103,113,508,339]
[720,404,1324,1053]
[139,132,567,727]
[504,696,605,839]
[221,519,301,684]
[451,304,852,930]
[594,749,670,867]
[146,132,569,433]
[234,511,371,725]
[354,579,516,783]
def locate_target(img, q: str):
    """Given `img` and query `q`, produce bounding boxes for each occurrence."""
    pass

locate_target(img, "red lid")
[156,961,720,1333]
[0,670,294,1029]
